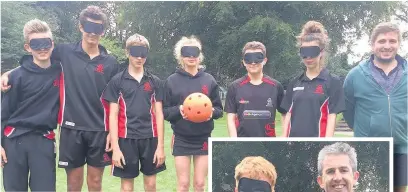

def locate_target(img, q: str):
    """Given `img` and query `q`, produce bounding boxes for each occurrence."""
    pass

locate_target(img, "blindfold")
[29,38,52,50]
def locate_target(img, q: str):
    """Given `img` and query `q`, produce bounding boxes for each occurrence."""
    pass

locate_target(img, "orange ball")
[183,92,213,123]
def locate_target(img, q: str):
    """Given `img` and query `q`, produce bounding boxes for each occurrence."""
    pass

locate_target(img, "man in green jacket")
[343,22,407,192]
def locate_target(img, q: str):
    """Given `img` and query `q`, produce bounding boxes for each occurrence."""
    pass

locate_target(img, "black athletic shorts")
[171,134,209,156]
[111,137,166,178]
[3,132,56,192]
[394,153,407,187]
[58,128,111,169]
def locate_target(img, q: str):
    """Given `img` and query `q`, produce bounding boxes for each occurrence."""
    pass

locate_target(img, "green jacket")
[343,55,407,154]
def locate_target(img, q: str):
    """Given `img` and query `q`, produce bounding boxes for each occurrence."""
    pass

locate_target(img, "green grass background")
[1,113,358,191]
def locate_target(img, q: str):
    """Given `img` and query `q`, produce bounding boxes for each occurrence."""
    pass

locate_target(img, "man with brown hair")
[234,156,277,192]
[1,19,60,192]
[1,5,120,192]
[224,41,286,137]
[343,22,407,192]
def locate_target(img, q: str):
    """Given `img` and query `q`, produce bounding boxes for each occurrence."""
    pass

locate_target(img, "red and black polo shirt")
[224,74,286,137]
[102,69,163,139]
[280,68,345,137]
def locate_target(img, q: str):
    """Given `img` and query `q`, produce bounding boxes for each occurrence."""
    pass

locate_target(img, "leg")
[3,136,29,191]
[139,138,167,192]
[85,131,111,191]
[193,155,208,192]
[121,178,135,192]
[394,153,407,192]
[87,165,105,191]
[28,134,56,191]
[59,128,87,191]
[143,175,157,192]
[175,156,191,192]
[395,187,407,192]
[66,167,84,191]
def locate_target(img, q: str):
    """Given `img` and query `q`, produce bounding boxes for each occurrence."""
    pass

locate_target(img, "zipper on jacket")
[387,95,392,137]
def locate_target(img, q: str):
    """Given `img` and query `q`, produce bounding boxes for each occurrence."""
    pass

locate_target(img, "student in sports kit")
[234,156,277,192]
[1,6,119,191]
[163,35,223,192]
[103,34,166,192]
[1,19,61,192]
[224,41,286,137]
[281,21,345,137]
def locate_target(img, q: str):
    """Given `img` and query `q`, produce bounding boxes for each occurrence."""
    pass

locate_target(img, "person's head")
[125,34,150,69]
[23,19,54,63]
[241,41,268,75]
[317,142,359,192]
[78,6,108,45]
[297,20,330,71]
[174,35,204,69]
[370,22,401,64]
[234,156,277,192]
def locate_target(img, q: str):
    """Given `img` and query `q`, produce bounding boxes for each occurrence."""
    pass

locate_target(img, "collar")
[369,54,405,68]
[299,68,329,81]
[74,40,108,56]
[123,67,152,82]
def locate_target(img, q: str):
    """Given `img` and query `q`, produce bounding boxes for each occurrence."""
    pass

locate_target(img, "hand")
[206,108,215,121]
[1,146,7,168]
[105,133,112,152]
[1,73,11,92]
[112,148,126,169]
[153,147,165,168]
[179,105,188,120]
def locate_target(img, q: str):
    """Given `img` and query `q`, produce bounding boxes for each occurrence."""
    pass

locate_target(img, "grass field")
[1,113,352,191]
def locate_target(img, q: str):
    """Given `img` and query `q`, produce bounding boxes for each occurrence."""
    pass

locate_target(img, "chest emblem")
[144,82,152,92]
[201,85,209,95]
[266,98,273,107]
[314,84,324,94]
[95,64,104,74]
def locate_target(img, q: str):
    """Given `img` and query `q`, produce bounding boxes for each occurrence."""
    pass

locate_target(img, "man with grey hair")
[343,22,407,192]
[317,142,360,192]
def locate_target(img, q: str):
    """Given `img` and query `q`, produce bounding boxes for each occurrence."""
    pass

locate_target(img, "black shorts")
[3,132,56,192]
[112,137,166,178]
[58,128,111,169]
[394,153,407,187]
[171,134,209,156]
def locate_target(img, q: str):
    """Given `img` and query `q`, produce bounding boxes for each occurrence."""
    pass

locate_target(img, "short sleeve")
[103,77,121,103]
[224,83,237,113]
[153,77,164,102]
[328,78,346,114]
[280,80,295,112]
[276,82,287,114]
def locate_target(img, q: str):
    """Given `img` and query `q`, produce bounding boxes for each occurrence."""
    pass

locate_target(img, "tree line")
[2,1,407,87]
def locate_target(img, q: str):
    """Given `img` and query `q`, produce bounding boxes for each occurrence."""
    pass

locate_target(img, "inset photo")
[209,138,392,192]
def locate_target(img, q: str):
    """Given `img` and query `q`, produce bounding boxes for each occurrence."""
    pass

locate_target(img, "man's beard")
[374,55,394,64]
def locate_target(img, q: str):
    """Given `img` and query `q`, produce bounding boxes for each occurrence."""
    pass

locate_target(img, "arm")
[109,102,120,150]
[276,81,287,122]
[1,72,20,143]
[1,66,20,91]
[209,82,223,120]
[282,112,292,137]
[152,77,165,166]
[227,113,237,137]
[280,81,295,137]
[342,73,355,129]
[327,77,347,136]
[325,114,337,137]
[162,79,182,122]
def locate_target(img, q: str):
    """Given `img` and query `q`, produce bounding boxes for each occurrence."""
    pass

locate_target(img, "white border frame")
[208,137,393,192]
